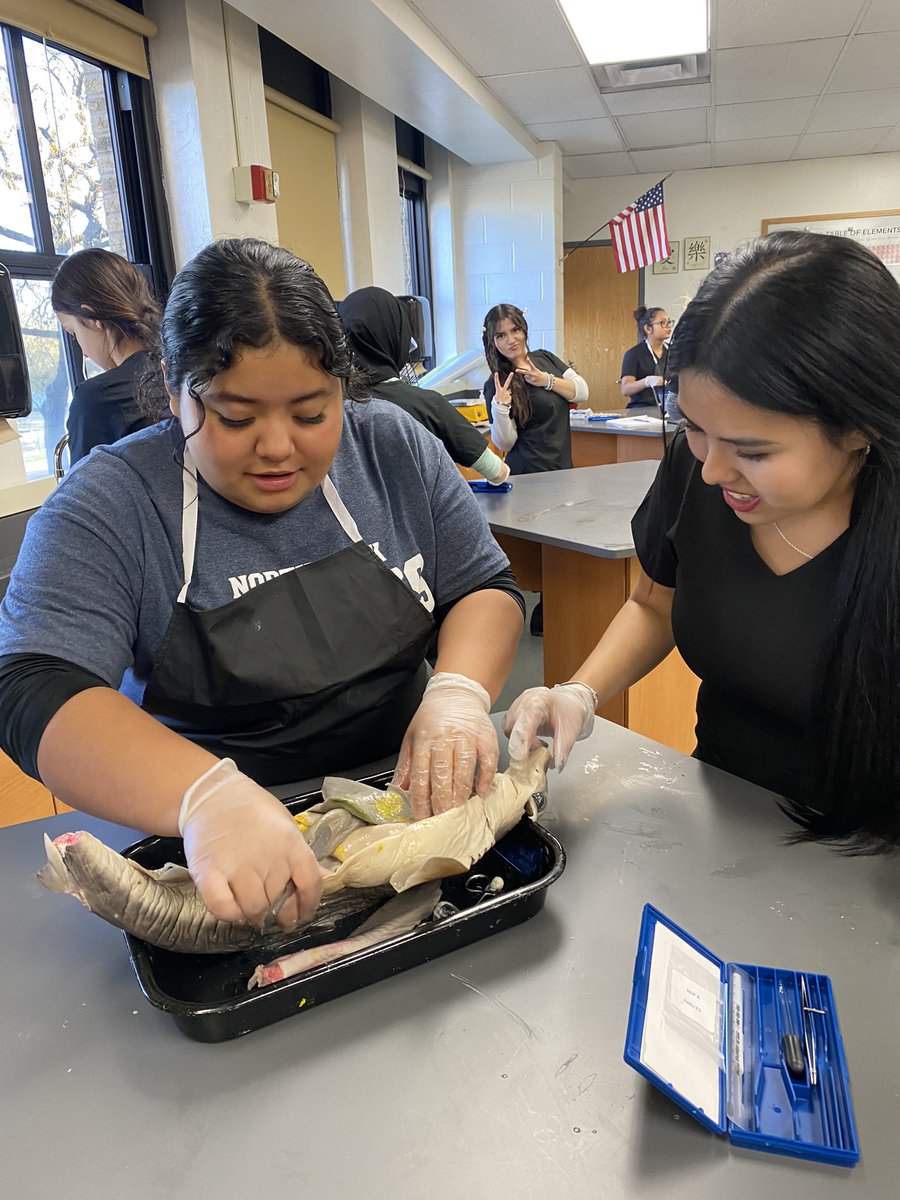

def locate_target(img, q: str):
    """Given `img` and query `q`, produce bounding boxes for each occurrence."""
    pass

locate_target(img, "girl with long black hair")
[505,230,900,851]
[483,303,588,476]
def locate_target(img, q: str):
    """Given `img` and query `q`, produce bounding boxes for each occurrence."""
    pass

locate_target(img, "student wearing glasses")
[619,306,673,409]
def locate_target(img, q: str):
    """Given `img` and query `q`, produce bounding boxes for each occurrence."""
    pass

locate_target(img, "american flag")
[609,181,671,273]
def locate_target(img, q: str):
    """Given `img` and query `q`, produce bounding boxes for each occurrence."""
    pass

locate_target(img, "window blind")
[0,0,155,77]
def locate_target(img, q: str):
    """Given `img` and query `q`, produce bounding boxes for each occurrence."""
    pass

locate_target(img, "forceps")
[432,873,505,921]
[259,880,297,935]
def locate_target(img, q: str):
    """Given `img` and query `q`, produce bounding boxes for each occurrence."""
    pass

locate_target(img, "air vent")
[592,53,710,91]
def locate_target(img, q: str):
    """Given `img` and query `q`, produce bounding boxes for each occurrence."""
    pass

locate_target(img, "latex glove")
[645,375,664,388]
[179,758,323,929]
[490,461,511,485]
[504,683,596,771]
[393,672,498,819]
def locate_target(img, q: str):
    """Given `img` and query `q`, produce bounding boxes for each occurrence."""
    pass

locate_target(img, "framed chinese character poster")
[652,244,679,274]
[683,236,711,270]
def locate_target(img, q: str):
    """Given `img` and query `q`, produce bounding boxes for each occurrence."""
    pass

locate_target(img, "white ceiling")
[405,0,900,176]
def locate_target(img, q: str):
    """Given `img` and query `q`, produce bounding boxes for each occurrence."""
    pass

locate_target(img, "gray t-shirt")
[0,399,509,706]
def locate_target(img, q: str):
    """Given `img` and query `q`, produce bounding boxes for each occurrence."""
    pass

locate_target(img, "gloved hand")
[645,375,664,388]
[490,461,511,485]
[393,672,498,819]
[179,758,323,929]
[504,682,596,771]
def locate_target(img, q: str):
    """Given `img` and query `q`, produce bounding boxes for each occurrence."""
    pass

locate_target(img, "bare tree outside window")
[1,36,131,476]
[22,39,126,257]
[0,49,35,251]
[12,278,66,477]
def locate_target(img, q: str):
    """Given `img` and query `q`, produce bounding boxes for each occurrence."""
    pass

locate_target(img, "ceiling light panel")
[559,0,709,64]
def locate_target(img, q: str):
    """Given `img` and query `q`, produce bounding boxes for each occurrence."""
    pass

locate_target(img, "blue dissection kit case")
[624,904,859,1167]
[468,479,513,492]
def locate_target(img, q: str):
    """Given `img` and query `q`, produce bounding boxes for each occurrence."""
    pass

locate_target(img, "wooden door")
[563,244,639,412]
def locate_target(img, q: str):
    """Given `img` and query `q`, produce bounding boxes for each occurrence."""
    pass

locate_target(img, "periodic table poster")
[762,210,900,283]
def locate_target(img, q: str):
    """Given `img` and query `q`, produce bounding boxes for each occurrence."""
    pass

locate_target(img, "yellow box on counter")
[450,400,488,423]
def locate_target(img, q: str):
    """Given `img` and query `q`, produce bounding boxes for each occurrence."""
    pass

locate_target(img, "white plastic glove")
[179,758,323,929]
[645,375,664,388]
[490,461,511,486]
[393,672,498,819]
[504,683,596,771]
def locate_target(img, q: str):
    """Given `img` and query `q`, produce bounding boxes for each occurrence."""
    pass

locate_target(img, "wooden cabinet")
[0,748,64,827]
[571,428,665,468]
[495,533,699,755]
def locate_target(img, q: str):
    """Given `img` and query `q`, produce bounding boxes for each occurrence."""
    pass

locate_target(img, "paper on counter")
[603,415,668,432]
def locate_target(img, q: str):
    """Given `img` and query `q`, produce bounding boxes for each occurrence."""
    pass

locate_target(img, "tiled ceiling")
[405,0,900,176]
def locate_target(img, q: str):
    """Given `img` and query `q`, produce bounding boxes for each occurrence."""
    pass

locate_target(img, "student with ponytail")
[52,248,161,465]
[620,305,673,409]
[505,231,900,851]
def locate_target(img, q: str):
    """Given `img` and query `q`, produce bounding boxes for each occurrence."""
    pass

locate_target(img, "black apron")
[142,458,434,784]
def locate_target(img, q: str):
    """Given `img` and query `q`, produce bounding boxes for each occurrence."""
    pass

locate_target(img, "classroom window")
[399,168,433,371]
[0,21,170,481]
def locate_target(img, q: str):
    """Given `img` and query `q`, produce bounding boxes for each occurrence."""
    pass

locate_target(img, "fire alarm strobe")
[233,165,280,204]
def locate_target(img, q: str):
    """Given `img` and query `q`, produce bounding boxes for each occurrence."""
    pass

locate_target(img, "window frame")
[399,166,434,369]
[0,20,172,481]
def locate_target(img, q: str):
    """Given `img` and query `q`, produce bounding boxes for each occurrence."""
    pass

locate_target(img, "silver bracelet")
[545,374,554,391]
[556,680,599,709]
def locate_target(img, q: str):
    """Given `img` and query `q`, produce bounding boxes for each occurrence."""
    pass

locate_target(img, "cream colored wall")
[145,0,277,266]
[564,153,900,318]
[427,143,565,365]
[265,101,347,299]
[330,80,406,296]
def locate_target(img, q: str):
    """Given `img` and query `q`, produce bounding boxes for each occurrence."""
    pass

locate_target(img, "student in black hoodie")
[339,286,509,484]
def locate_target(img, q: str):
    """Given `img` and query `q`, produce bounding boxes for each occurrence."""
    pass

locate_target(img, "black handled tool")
[778,977,805,1079]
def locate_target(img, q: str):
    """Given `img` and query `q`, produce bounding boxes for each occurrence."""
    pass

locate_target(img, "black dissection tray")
[121,772,565,1042]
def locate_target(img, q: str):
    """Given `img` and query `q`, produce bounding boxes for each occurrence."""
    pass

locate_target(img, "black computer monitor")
[396,293,434,370]
[0,264,31,418]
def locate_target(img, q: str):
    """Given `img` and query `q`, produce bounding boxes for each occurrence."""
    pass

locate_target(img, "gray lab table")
[474,459,657,557]
[3,718,897,1198]
[474,462,698,752]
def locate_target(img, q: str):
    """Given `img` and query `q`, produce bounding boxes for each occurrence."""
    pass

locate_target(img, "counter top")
[2,719,897,1197]
[571,416,678,438]
[474,460,658,557]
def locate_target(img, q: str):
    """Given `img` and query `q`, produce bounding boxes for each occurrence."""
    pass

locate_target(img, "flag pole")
[560,173,674,266]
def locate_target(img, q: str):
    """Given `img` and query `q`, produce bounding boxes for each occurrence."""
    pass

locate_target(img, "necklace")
[772,521,813,561]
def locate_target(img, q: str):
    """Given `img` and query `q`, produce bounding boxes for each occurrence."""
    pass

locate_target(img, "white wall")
[331,81,405,295]
[429,144,565,364]
[146,0,277,266]
[564,153,900,318]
